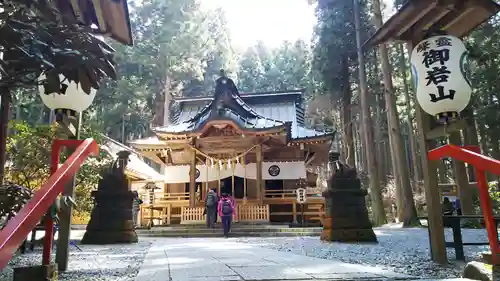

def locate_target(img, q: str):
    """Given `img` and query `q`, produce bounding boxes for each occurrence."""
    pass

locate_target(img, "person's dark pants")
[206,207,217,228]
[221,215,232,237]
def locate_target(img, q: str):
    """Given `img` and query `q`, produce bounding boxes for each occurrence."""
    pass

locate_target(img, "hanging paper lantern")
[411,34,472,123]
[38,74,97,118]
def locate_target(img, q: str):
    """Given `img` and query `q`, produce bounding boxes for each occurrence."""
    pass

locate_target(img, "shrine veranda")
[129,77,333,226]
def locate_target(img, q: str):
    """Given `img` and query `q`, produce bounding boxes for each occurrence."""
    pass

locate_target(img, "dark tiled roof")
[155,107,286,134]
[157,85,332,140]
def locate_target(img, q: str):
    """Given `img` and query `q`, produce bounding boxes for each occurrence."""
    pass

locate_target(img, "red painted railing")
[429,144,499,264]
[0,138,99,270]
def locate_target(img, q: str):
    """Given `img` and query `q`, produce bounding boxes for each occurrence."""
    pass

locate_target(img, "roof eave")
[291,132,335,143]
[364,0,500,47]
[153,119,289,138]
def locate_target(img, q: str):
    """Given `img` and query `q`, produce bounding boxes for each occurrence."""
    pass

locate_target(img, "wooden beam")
[166,149,173,164]
[425,119,467,140]
[410,42,447,264]
[243,155,247,200]
[56,114,78,137]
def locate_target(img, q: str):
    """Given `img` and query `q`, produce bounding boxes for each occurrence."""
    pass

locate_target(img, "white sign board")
[296,187,307,204]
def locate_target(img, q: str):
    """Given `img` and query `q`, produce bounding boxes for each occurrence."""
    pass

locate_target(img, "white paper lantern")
[411,35,472,122]
[38,74,96,113]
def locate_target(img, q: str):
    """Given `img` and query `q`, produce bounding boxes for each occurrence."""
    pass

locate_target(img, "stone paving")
[134,238,474,281]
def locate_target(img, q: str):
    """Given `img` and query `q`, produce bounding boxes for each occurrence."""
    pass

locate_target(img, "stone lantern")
[81,150,138,244]
[321,151,377,243]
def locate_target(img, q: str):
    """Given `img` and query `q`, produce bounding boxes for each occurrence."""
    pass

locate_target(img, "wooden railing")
[265,189,296,199]
[180,207,205,224]
[0,139,99,270]
[141,190,323,205]
[238,205,269,222]
[162,192,190,201]
[141,192,189,204]
[180,205,270,224]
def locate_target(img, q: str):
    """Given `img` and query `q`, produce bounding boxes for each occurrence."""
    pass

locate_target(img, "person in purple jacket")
[217,193,236,238]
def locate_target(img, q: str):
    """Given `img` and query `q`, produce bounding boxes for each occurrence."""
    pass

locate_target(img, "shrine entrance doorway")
[221,176,245,198]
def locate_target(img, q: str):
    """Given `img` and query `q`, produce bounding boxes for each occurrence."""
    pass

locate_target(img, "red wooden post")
[42,141,61,265]
[429,144,500,264]
[475,168,498,264]
[464,146,499,264]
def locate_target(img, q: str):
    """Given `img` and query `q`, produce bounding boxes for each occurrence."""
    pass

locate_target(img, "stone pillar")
[321,152,377,243]
[81,150,138,244]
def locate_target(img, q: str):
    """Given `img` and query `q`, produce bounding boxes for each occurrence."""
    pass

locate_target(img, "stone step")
[138,231,321,237]
[138,223,300,229]
[137,226,322,237]
[137,226,322,233]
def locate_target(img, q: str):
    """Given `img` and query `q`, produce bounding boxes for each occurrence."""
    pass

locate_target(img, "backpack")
[221,199,233,215]
[206,193,216,208]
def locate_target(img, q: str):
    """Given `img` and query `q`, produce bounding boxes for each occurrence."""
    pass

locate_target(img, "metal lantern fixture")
[411,34,472,123]
[38,74,97,120]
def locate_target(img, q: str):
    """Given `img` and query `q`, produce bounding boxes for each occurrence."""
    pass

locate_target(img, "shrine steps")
[135,224,322,238]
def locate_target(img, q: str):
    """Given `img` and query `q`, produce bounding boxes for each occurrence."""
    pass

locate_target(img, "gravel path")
[0,240,152,281]
[236,227,491,279]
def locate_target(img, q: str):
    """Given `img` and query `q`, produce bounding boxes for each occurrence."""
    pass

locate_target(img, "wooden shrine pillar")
[256,144,264,205]
[243,155,247,200]
[409,42,447,264]
[231,173,235,197]
[189,151,196,208]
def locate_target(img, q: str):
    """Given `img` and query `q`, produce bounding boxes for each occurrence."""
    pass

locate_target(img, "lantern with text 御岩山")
[411,34,472,123]
[38,74,97,120]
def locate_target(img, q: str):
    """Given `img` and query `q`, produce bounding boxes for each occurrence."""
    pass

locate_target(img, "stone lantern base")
[321,164,377,243]
[13,264,57,281]
[81,190,138,244]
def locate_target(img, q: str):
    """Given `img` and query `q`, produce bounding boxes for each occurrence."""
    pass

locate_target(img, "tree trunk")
[375,92,387,186]
[477,120,488,157]
[371,50,387,186]
[340,57,355,168]
[389,132,404,221]
[398,43,421,186]
[353,0,386,226]
[448,132,474,215]
[0,91,11,184]
[462,106,479,182]
[371,0,419,226]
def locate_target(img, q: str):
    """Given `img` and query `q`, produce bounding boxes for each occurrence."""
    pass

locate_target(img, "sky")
[201,0,317,49]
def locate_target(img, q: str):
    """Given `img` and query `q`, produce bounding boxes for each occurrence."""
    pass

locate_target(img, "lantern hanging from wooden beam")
[411,34,472,124]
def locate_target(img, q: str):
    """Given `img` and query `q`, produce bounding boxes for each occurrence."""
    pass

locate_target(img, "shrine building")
[129,73,334,225]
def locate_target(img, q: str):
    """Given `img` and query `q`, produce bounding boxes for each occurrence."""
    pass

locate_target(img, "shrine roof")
[128,136,165,146]
[58,0,132,45]
[100,135,164,181]
[154,107,287,134]
[150,73,333,142]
